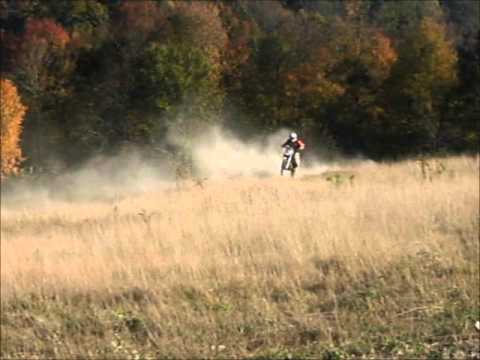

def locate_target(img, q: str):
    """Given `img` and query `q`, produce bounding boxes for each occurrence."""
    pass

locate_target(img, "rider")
[282,132,305,168]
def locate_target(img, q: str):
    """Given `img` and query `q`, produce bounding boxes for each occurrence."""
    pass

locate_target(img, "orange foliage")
[24,18,70,49]
[331,19,398,82]
[219,5,256,75]
[0,79,27,179]
[418,18,457,85]
[372,32,397,68]
[267,19,350,110]
[367,31,398,80]
[284,54,345,108]
[13,18,71,96]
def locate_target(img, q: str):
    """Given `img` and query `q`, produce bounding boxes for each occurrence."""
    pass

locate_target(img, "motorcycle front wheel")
[281,159,287,176]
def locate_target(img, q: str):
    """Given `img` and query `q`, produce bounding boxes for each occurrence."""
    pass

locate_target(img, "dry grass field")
[1,156,479,359]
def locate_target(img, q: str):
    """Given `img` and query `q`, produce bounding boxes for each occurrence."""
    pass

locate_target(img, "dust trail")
[1,126,337,210]
[191,127,331,179]
[0,149,174,208]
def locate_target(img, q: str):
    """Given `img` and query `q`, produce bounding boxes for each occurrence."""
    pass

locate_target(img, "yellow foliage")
[419,17,457,85]
[170,1,228,79]
[0,79,27,179]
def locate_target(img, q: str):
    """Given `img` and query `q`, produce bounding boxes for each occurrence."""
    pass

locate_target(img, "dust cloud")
[191,126,330,178]
[1,126,333,208]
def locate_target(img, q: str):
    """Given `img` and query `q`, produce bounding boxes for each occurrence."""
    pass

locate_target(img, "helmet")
[289,132,298,141]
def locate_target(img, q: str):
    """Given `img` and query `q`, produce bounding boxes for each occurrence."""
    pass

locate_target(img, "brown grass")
[1,156,479,359]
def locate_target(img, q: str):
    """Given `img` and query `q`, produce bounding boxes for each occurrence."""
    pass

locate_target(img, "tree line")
[1,0,478,178]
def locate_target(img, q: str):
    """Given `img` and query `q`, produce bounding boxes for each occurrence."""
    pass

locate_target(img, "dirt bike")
[280,145,297,177]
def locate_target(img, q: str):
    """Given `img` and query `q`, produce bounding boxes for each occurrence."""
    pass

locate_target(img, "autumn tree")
[0,0,475,168]
[218,3,257,89]
[0,79,27,178]
[168,1,228,80]
[14,18,70,84]
[10,18,71,166]
[296,9,398,156]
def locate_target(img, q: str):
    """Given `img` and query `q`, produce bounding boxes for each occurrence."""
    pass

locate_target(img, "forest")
[1,0,479,178]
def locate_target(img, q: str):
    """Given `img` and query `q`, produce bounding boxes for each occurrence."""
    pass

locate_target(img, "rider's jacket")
[282,139,305,152]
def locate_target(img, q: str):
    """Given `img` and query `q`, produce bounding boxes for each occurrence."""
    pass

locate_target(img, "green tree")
[441,30,479,152]
[134,42,224,169]
[376,0,443,38]
[383,16,457,154]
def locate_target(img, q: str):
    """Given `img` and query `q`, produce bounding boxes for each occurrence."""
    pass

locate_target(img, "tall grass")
[1,156,479,359]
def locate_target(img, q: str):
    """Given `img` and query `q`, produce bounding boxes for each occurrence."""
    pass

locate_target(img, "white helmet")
[289,132,298,141]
